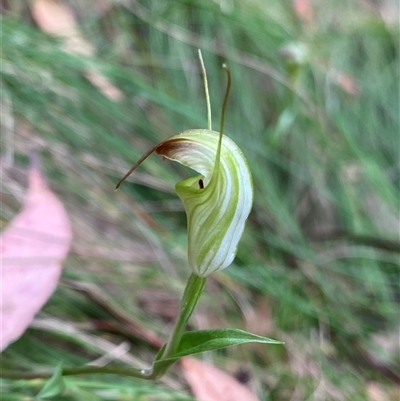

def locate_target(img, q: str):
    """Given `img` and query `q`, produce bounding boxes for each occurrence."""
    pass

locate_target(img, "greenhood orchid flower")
[117,58,253,277]
[157,129,253,277]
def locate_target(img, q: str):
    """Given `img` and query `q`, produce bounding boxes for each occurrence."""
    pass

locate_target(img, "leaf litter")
[0,157,72,351]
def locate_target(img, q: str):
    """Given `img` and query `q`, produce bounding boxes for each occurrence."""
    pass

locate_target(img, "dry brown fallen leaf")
[181,357,260,401]
[31,0,123,101]
[0,160,72,351]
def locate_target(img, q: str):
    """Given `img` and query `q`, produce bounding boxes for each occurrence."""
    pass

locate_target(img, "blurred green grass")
[1,0,399,400]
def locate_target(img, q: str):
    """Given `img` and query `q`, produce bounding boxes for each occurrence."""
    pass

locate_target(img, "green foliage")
[161,328,282,360]
[35,363,65,400]
[1,0,399,400]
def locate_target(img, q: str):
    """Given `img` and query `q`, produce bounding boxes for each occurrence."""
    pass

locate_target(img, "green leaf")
[35,362,65,400]
[155,329,282,367]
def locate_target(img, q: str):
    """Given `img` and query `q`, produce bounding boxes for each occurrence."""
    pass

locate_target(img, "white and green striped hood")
[156,129,253,277]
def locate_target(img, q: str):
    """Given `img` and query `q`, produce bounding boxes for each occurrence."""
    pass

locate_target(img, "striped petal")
[156,129,253,277]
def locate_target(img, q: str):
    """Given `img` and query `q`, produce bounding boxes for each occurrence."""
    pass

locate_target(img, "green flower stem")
[146,273,206,379]
[162,273,206,358]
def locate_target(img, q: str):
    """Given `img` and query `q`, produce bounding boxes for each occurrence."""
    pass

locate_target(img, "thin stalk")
[213,63,231,175]
[198,49,212,130]
[161,273,206,358]
[219,64,231,138]
[0,366,153,380]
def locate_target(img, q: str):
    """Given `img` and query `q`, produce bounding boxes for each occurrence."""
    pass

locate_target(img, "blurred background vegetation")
[1,0,399,400]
